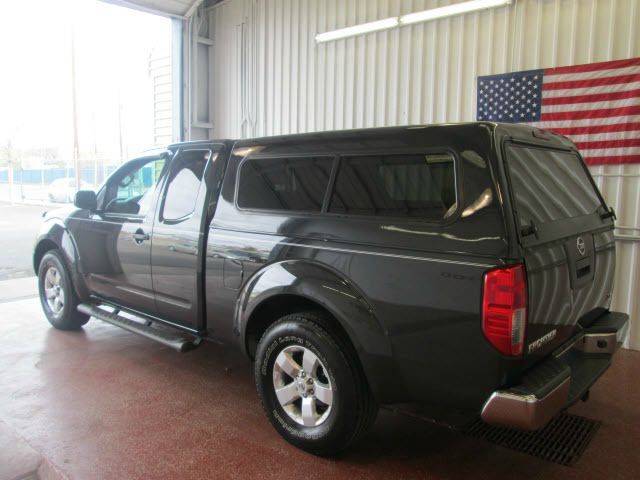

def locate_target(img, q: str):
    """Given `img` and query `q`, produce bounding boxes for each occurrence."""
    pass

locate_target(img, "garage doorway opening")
[0,0,175,207]
[0,0,176,282]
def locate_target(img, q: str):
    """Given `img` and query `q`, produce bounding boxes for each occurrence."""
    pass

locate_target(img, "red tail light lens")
[482,264,527,356]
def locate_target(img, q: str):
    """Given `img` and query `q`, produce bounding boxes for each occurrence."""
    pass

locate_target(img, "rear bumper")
[481,378,570,430]
[481,310,629,430]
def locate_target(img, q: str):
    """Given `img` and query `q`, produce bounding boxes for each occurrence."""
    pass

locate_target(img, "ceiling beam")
[184,0,206,18]
[99,0,186,19]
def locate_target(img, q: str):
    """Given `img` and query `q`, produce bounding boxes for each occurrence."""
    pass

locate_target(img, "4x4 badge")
[577,236,586,256]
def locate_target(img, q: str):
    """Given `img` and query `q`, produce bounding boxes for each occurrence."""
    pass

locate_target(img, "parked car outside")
[47,178,92,203]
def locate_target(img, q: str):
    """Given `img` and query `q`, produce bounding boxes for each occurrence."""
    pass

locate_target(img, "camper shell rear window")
[504,144,604,229]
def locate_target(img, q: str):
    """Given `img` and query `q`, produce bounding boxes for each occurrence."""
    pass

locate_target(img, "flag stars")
[477,71,543,123]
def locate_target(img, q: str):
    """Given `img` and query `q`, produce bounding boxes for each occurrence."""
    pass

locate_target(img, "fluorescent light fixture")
[400,0,512,25]
[315,0,512,43]
[315,17,399,43]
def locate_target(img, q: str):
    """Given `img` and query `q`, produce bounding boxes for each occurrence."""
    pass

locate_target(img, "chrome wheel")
[44,266,65,315]
[272,345,334,427]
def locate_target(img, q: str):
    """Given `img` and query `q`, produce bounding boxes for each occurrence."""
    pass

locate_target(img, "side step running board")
[77,303,201,353]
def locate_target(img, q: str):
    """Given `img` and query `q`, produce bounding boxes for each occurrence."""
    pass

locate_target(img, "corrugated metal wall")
[203,0,640,349]
[149,49,174,145]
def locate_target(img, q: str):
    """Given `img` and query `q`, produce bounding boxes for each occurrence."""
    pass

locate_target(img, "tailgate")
[503,142,616,359]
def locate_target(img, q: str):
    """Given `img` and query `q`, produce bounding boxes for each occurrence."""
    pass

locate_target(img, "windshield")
[505,144,604,228]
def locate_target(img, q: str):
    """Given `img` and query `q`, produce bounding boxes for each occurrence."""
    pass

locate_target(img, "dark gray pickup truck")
[33,123,629,455]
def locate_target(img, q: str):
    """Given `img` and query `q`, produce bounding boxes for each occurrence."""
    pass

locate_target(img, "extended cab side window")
[329,153,456,220]
[104,157,166,216]
[161,150,210,221]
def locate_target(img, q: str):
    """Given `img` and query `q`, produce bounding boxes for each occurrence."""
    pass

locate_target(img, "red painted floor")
[1,297,639,480]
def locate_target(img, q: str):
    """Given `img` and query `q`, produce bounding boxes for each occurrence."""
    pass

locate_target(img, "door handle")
[133,229,150,244]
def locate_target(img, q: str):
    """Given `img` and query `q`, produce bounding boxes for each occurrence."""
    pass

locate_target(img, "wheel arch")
[33,220,89,300]
[237,260,398,402]
[244,294,355,360]
[33,238,59,273]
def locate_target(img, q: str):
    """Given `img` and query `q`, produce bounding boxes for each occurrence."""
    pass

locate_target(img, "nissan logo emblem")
[576,236,586,256]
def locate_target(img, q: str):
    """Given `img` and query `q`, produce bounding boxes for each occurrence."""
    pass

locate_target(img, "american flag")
[477,57,640,165]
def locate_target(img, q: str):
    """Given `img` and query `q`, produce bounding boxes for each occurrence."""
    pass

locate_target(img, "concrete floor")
[1,289,639,480]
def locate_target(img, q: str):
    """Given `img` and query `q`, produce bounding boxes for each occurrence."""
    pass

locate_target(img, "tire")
[254,311,378,456]
[37,250,89,330]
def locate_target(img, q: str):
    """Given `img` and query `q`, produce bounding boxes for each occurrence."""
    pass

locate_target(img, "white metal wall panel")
[206,0,640,349]
[149,51,174,145]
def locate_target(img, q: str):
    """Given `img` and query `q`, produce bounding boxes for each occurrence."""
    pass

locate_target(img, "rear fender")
[235,260,398,401]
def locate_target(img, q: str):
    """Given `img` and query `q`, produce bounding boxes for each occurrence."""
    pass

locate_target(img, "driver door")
[70,154,167,315]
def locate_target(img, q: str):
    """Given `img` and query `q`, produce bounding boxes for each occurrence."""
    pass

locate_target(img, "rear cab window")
[161,149,209,221]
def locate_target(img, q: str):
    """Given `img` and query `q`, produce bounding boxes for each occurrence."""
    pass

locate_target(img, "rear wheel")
[254,311,377,455]
[38,250,89,330]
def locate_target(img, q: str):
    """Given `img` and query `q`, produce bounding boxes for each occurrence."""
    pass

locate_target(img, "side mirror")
[74,190,97,211]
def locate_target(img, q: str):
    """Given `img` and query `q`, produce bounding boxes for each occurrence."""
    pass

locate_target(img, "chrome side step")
[77,303,201,352]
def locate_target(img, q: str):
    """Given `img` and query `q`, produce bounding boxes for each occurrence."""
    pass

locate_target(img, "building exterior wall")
[203,0,640,349]
[149,49,174,145]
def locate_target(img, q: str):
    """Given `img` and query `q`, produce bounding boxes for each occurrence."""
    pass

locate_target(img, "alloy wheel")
[272,345,334,427]
[44,266,65,315]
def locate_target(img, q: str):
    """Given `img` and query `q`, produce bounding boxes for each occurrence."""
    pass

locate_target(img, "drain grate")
[463,413,600,466]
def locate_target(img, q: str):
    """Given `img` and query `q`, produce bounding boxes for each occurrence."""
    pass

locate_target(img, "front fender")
[34,218,89,301]
[236,260,400,402]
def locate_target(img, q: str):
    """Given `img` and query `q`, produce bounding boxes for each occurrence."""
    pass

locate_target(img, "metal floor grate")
[463,413,601,466]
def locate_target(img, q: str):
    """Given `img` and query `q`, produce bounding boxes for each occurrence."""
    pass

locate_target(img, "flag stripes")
[479,57,640,165]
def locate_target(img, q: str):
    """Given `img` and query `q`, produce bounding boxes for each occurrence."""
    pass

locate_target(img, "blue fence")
[0,167,118,185]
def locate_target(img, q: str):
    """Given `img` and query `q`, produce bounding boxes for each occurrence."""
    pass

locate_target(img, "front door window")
[104,157,166,216]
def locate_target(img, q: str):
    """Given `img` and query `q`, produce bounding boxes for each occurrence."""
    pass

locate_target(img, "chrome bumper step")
[481,311,628,431]
[78,303,201,352]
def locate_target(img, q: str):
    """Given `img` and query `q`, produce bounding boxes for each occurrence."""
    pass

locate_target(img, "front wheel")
[38,250,89,330]
[254,311,377,456]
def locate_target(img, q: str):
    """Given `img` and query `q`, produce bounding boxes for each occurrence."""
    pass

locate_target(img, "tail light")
[482,264,527,356]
